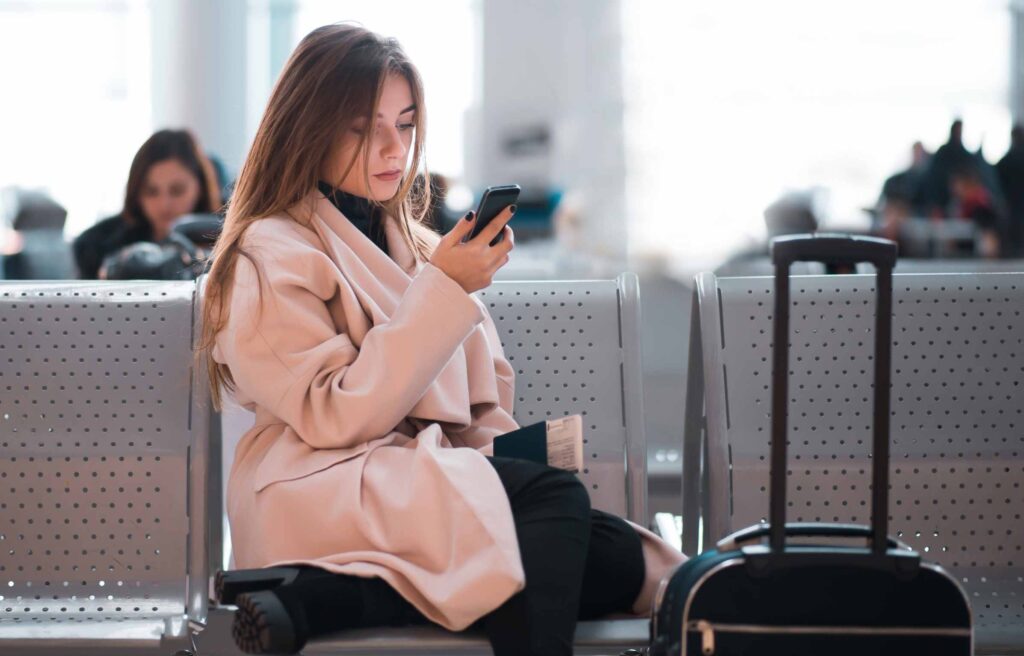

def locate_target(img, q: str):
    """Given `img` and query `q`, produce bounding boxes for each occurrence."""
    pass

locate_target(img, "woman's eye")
[397,123,415,132]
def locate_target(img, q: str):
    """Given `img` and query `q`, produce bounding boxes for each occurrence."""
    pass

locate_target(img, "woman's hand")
[429,206,516,294]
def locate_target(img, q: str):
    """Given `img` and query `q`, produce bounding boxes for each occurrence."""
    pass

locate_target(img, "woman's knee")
[509,468,592,533]
[535,468,591,516]
[487,457,591,526]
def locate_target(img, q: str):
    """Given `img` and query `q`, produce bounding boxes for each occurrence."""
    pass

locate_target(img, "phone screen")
[466,184,520,246]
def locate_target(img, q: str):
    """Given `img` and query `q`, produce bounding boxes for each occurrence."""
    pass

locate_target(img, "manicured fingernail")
[464,211,475,221]
[509,205,517,214]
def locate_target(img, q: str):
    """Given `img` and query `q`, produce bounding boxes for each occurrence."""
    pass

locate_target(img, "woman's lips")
[374,170,402,182]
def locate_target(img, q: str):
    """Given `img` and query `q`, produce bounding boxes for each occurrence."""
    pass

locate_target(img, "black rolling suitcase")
[650,234,972,656]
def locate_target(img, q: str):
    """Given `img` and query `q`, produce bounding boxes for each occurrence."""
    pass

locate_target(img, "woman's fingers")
[488,229,514,273]
[444,211,476,246]
[470,205,516,246]
[501,225,515,250]
[430,210,516,293]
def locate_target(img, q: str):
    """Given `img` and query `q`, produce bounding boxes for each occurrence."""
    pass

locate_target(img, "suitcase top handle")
[768,234,897,556]
[771,233,898,269]
[716,522,910,553]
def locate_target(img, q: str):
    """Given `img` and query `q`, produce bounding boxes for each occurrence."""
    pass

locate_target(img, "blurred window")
[0,0,152,237]
[622,0,1011,268]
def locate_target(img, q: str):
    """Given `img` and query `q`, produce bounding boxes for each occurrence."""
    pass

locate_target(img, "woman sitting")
[199,24,685,656]
[72,129,221,279]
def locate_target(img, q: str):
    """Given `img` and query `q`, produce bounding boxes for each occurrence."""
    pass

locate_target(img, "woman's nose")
[380,126,405,159]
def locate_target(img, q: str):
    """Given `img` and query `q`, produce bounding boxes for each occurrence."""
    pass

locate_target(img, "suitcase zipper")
[686,620,969,655]
[695,620,714,654]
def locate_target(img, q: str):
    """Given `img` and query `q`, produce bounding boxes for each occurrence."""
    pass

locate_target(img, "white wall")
[151,0,250,173]
[468,0,628,266]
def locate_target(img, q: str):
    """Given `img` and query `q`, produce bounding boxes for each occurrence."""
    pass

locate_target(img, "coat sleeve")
[217,235,486,450]
[445,303,520,454]
[481,310,516,416]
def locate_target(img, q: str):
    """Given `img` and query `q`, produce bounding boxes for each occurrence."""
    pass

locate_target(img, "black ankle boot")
[231,573,366,654]
[229,572,425,654]
[232,588,309,655]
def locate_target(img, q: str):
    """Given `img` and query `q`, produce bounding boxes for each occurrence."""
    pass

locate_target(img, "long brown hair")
[198,24,437,409]
[123,129,221,230]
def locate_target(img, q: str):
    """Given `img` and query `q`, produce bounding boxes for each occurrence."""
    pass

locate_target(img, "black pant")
[482,456,646,654]
[362,457,646,655]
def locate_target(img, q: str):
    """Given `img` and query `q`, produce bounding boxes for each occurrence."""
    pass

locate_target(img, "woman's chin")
[369,180,402,202]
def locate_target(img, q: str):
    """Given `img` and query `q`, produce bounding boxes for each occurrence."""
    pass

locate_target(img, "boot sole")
[232,590,300,655]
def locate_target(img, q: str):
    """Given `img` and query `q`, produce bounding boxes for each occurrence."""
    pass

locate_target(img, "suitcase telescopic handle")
[768,234,898,556]
[771,233,898,269]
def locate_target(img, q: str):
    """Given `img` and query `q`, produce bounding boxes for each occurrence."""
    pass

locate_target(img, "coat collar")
[308,188,422,273]
[284,189,502,430]
[287,189,425,323]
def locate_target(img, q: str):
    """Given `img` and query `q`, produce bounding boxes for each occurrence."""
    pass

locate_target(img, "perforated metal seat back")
[698,272,1024,641]
[478,275,646,522]
[0,281,207,644]
[214,275,647,574]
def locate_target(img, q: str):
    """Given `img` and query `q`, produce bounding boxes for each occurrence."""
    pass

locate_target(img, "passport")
[493,414,584,472]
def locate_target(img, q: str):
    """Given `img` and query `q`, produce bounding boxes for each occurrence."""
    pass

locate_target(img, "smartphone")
[464,184,520,246]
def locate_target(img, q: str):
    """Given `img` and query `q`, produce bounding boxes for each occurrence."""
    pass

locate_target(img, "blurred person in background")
[914,119,975,217]
[914,118,1005,222]
[996,124,1024,257]
[874,141,931,254]
[950,162,1002,258]
[72,129,222,279]
[407,171,452,231]
[421,171,451,231]
[876,141,930,225]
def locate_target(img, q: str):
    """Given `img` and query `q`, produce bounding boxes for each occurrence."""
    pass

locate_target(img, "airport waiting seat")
[1,189,76,280]
[195,272,654,655]
[0,280,210,656]
[683,271,1024,654]
[854,258,1024,274]
[898,217,981,258]
[0,274,656,655]
[713,255,825,278]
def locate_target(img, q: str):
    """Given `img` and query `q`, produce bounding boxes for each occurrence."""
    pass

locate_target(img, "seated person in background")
[874,141,930,247]
[950,163,1002,258]
[72,129,222,279]
[411,171,452,231]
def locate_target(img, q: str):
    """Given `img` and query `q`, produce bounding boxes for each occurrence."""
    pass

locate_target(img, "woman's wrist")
[413,262,485,326]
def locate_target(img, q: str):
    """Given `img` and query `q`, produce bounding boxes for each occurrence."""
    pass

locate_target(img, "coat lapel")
[288,190,502,430]
[295,192,411,324]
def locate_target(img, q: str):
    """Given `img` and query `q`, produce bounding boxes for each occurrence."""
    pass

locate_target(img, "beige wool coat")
[212,190,685,631]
